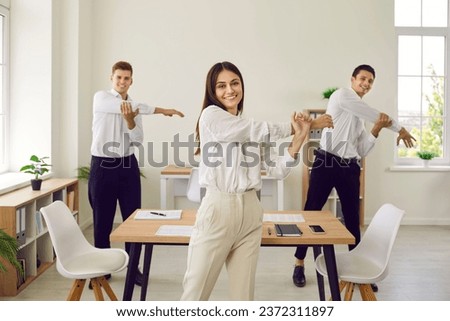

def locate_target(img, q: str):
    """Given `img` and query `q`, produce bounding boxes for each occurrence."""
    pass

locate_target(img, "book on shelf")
[16,207,26,246]
[35,211,44,234]
[274,224,302,237]
[16,258,26,288]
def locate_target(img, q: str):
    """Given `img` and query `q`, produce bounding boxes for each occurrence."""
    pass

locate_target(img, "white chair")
[40,200,129,301]
[186,167,205,203]
[315,203,405,301]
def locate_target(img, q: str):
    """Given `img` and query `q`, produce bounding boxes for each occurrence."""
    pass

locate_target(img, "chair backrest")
[186,167,205,203]
[352,203,405,272]
[40,200,94,265]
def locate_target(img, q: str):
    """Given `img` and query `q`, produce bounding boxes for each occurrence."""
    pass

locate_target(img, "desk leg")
[313,246,325,301]
[123,242,142,301]
[160,178,167,209]
[322,245,341,301]
[140,244,154,301]
[277,179,284,210]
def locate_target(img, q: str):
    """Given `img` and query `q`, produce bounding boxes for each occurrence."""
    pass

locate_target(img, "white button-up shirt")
[90,89,156,157]
[320,87,401,159]
[198,105,294,193]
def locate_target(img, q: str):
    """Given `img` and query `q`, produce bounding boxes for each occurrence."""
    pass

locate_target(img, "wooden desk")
[160,165,285,210]
[110,209,355,301]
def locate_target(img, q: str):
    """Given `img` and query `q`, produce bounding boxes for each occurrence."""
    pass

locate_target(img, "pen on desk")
[268,227,272,236]
[150,211,167,217]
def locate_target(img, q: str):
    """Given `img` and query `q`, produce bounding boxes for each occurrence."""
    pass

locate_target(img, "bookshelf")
[0,178,78,296]
[302,109,365,225]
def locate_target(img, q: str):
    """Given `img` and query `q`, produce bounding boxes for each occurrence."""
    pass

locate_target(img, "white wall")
[51,0,93,228]
[9,0,52,170]
[10,0,450,227]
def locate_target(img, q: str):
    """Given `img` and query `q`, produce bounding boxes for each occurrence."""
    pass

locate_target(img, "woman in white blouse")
[180,61,331,301]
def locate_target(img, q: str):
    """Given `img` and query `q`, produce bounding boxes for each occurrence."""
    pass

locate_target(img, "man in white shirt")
[89,61,183,286]
[292,64,415,291]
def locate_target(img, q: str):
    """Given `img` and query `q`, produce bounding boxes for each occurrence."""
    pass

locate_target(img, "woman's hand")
[291,111,312,135]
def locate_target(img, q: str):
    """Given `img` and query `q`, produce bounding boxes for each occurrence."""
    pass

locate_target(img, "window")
[395,0,449,165]
[0,5,8,173]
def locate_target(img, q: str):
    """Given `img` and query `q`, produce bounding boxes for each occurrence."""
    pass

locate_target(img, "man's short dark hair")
[352,64,375,79]
[112,61,133,76]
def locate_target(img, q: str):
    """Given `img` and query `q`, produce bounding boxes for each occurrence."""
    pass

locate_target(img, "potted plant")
[20,155,52,190]
[417,151,435,167]
[322,87,339,99]
[0,229,23,275]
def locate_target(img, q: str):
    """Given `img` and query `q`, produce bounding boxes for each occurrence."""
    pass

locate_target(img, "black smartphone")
[309,225,325,233]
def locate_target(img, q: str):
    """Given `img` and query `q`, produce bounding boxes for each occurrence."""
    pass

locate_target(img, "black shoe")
[88,274,111,290]
[370,283,378,292]
[292,265,306,287]
[135,270,144,287]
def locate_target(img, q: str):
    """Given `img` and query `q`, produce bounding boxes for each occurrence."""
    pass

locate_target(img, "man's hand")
[156,107,185,117]
[311,113,333,129]
[121,101,139,129]
[371,112,392,138]
[397,127,416,148]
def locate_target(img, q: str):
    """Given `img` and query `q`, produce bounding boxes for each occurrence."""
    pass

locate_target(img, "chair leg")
[327,281,350,300]
[90,278,105,301]
[359,284,377,301]
[67,279,86,301]
[343,282,355,301]
[98,276,118,301]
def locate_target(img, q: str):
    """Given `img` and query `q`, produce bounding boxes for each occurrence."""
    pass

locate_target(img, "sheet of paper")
[155,225,193,237]
[134,209,182,220]
[263,213,305,223]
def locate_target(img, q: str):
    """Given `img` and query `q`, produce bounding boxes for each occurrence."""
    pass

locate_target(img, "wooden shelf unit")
[0,178,79,296]
[302,109,365,226]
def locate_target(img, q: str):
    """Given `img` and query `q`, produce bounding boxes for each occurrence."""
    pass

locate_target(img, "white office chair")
[40,200,129,301]
[186,167,205,203]
[315,203,405,301]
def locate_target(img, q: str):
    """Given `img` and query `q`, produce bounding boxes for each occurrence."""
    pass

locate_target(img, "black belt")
[314,149,360,166]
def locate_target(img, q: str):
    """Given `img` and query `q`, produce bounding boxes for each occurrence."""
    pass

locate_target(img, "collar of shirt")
[110,88,133,101]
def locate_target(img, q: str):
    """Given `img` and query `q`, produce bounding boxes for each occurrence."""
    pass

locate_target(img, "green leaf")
[0,229,23,275]
[20,165,34,171]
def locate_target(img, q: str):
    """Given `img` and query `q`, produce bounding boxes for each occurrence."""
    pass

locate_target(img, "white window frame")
[0,5,9,174]
[395,2,450,166]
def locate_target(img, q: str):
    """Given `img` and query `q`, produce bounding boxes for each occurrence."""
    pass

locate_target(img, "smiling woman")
[180,61,333,301]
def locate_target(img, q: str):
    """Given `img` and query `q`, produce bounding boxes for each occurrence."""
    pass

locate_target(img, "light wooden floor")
[1,224,449,301]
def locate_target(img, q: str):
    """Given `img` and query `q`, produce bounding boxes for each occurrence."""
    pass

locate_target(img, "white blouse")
[90,89,155,157]
[198,105,294,193]
[320,88,401,159]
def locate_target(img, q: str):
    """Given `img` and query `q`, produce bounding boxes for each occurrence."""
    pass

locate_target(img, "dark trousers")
[294,150,361,260]
[88,154,141,253]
